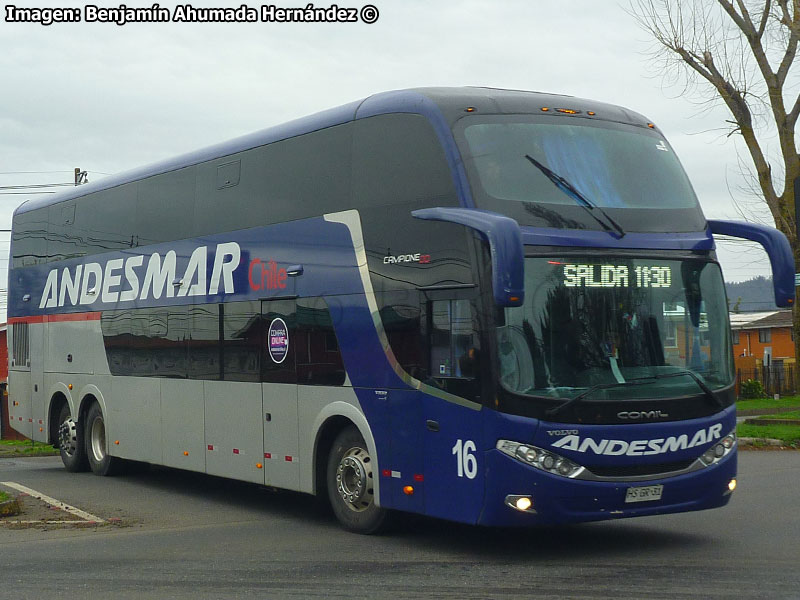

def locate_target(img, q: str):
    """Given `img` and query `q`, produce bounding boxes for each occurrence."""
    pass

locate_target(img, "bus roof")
[14,86,653,217]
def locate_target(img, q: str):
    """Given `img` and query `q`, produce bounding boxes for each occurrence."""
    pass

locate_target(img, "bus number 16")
[452,439,478,479]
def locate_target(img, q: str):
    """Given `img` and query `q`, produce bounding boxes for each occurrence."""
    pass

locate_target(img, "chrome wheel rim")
[58,417,78,457]
[336,446,373,513]
[90,416,106,463]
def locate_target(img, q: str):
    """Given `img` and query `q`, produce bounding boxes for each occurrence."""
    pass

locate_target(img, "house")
[729,310,795,372]
[0,323,20,440]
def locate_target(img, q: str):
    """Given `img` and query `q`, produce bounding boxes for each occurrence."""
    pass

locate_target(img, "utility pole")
[74,167,88,185]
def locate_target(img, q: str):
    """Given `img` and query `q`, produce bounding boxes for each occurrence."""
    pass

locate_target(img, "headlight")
[497,440,585,479]
[699,431,736,466]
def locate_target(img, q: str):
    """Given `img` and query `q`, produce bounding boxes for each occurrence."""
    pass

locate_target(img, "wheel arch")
[47,391,70,446]
[310,401,381,506]
[77,384,108,429]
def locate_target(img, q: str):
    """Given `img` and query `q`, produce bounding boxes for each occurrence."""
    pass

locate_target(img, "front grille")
[586,458,696,478]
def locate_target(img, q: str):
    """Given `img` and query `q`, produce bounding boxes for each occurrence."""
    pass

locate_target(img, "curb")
[739,436,792,448]
[738,406,800,416]
[744,418,800,426]
[0,451,60,459]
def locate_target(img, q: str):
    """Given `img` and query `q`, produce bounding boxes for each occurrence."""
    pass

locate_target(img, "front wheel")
[86,403,122,476]
[57,403,88,472]
[326,425,389,534]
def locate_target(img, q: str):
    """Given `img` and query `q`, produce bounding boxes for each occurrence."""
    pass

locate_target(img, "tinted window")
[222,301,261,382]
[352,113,455,208]
[11,209,49,268]
[189,304,221,380]
[137,167,196,245]
[378,290,426,380]
[296,297,345,386]
[75,184,138,256]
[102,307,189,378]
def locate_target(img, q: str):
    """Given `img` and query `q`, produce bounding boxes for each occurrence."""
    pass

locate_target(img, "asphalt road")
[0,451,798,600]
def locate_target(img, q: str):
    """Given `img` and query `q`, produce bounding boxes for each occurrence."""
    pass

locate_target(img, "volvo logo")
[617,410,670,420]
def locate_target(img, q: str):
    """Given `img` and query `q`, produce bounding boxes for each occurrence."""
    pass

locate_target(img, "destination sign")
[563,264,672,289]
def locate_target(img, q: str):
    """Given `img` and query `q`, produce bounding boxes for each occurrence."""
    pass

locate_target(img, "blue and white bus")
[8,87,794,533]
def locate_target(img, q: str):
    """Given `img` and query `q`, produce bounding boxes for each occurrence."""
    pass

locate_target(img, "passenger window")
[430,299,479,379]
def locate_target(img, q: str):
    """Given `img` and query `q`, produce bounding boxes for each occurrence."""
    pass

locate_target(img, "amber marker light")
[540,107,550,112]
[68,384,73,390]
[555,108,579,114]
[183,451,189,456]
[587,111,596,116]
[647,123,656,128]
[256,463,263,469]
[115,440,120,445]
[464,107,477,113]
[403,485,414,496]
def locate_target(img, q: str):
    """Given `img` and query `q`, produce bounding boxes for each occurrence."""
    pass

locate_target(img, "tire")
[326,425,389,534]
[57,403,88,473]
[86,403,122,476]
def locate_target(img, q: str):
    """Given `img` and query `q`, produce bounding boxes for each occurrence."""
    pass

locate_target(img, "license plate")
[624,484,663,503]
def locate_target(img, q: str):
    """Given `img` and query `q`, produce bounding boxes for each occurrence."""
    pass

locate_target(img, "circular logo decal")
[268,317,289,364]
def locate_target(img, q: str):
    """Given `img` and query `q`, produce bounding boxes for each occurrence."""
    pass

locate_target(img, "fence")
[736,365,797,397]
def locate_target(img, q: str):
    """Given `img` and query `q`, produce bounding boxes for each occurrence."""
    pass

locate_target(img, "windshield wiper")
[625,370,724,408]
[545,370,723,418]
[524,154,625,239]
[545,379,654,418]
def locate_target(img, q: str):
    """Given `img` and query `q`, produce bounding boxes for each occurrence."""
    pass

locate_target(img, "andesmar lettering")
[39,242,240,309]
[550,423,723,456]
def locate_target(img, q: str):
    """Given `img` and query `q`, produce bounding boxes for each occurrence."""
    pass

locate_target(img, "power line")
[0,191,58,195]
[0,170,74,175]
[0,183,74,190]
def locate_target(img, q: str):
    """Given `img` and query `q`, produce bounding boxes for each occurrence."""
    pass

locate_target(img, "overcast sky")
[0,0,790,319]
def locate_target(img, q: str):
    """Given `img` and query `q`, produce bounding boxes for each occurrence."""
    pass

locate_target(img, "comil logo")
[383,253,431,265]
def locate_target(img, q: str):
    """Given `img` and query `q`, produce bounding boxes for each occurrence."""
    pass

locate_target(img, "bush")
[740,379,766,399]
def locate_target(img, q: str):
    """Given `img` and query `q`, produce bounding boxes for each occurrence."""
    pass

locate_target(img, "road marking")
[0,482,105,523]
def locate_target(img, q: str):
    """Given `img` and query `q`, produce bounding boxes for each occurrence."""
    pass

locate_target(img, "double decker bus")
[7,87,794,533]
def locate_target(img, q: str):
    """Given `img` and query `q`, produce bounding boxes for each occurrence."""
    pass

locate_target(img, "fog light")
[728,479,737,492]
[505,494,536,513]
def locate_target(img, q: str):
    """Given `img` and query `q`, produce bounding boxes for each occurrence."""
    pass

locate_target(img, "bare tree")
[630,0,800,366]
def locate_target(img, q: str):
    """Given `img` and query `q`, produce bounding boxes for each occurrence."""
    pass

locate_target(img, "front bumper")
[478,447,736,527]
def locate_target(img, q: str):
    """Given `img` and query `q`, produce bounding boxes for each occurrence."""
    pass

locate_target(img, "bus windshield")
[497,256,734,401]
[456,116,706,232]
[462,116,698,210]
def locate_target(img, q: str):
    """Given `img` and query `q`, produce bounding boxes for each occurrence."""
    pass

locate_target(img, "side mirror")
[707,220,795,307]
[411,208,524,307]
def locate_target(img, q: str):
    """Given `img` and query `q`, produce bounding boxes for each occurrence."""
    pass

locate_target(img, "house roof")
[729,310,793,330]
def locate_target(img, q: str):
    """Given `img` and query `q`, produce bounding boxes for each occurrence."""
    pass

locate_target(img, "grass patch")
[736,396,800,411]
[757,410,800,420]
[0,439,58,456]
[737,423,800,447]
[0,491,9,503]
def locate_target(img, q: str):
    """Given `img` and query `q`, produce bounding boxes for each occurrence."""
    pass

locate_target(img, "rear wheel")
[57,403,88,472]
[86,403,122,476]
[326,425,389,534]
